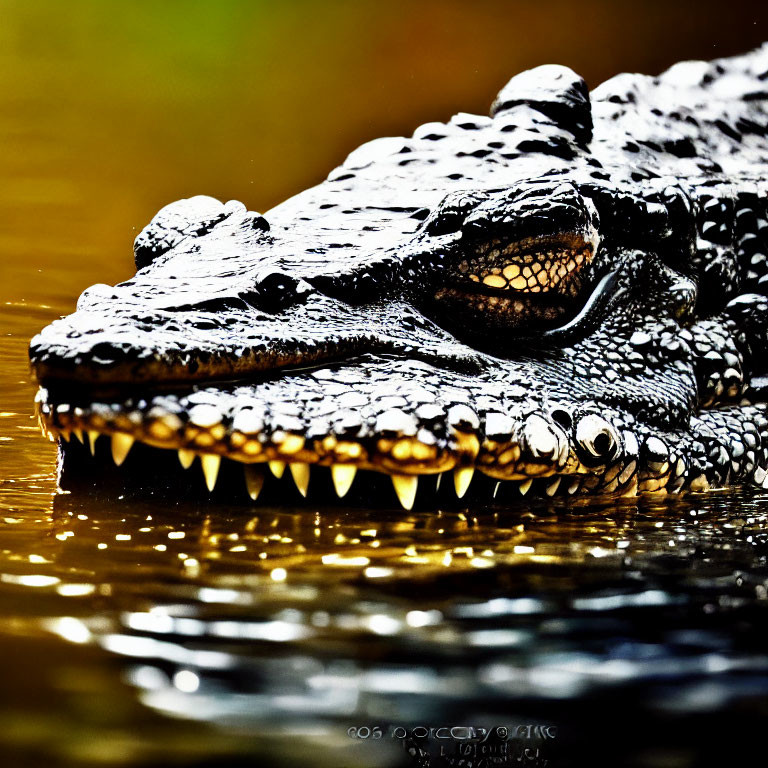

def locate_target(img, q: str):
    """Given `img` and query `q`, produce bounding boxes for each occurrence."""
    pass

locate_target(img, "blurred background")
[2,0,768,306]
[2,2,768,767]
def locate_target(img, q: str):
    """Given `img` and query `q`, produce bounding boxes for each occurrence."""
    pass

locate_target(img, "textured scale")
[27,44,768,504]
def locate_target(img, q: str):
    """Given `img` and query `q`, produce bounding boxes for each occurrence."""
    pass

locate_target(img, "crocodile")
[29,45,768,509]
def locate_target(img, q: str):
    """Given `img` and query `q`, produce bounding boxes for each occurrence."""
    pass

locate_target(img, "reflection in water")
[2,472,768,765]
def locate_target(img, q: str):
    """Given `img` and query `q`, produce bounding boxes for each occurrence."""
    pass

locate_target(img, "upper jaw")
[28,287,485,386]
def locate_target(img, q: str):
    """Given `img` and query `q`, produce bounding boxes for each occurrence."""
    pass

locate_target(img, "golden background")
[3,0,767,306]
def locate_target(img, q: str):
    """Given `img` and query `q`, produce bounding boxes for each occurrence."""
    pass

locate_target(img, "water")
[3,3,768,766]
[2,464,768,767]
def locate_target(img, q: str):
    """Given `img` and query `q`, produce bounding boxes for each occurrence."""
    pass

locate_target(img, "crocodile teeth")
[110,433,134,466]
[567,478,581,495]
[268,460,286,479]
[87,430,99,455]
[72,429,84,444]
[435,473,443,492]
[519,478,533,496]
[200,454,221,492]
[545,476,561,496]
[453,467,474,499]
[493,481,501,498]
[244,465,265,501]
[290,462,311,497]
[331,465,357,498]
[178,449,195,469]
[391,474,418,510]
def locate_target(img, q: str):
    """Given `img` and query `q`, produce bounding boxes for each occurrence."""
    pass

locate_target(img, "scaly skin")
[29,45,768,508]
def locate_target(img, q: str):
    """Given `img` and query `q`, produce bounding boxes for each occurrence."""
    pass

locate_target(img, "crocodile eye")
[429,181,602,341]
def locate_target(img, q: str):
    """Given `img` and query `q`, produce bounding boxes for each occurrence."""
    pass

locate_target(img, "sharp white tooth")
[519,478,533,496]
[331,465,357,498]
[493,481,501,498]
[73,429,84,444]
[391,474,418,510]
[453,467,474,498]
[110,433,134,466]
[435,473,442,492]
[290,462,311,497]
[178,449,195,469]
[201,454,221,492]
[568,479,581,495]
[87,430,99,455]
[545,476,561,496]
[268,460,286,479]
[244,465,265,501]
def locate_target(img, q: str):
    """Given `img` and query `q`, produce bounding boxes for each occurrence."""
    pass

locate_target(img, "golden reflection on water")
[3,2,768,766]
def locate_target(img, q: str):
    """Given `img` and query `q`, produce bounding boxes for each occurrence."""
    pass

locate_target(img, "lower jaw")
[52,434,648,510]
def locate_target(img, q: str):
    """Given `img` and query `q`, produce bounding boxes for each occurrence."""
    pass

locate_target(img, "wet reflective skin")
[4,3,768,767]
[29,44,768,510]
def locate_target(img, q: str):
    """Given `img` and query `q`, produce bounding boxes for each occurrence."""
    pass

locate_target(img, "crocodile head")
[29,48,768,508]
